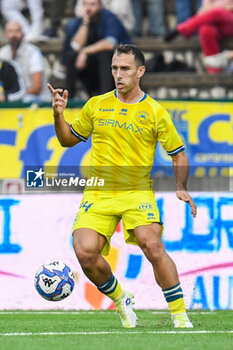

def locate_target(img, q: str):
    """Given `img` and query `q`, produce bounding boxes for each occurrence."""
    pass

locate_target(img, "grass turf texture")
[0,310,232,350]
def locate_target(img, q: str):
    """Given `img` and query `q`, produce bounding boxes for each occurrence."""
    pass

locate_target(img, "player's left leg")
[133,223,193,328]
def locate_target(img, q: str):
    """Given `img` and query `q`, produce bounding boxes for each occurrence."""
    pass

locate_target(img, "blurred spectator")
[43,0,67,39]
[64,0,131,98]
[131,0,165,37]
[75,0,135,33]
[176,0,202,23]
[165,0,233,73]
[1,0,44,42]
[199,0,233,12]
[0,60,25,102]
[0,21,50,102]
[202,50,233,71]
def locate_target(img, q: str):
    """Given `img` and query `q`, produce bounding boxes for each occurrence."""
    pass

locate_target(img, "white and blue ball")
[34,261,75,301]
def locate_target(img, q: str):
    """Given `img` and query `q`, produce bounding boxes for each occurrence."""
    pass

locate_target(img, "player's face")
[5,22,23,47]
[111,53,144,95]
[83,0,101,18]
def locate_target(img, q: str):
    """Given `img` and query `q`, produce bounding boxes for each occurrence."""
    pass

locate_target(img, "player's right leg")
[73,228,137,328]
[73,228,111,285]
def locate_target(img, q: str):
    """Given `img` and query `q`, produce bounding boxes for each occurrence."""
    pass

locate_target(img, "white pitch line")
[0,311,100,315]
[0,311,218,315]
[188,312,217,315]
[0,331,233,336]
[152,311,217,315]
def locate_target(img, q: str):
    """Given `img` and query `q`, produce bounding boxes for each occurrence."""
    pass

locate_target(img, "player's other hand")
[48,83,68,117]
[176,190,197,218]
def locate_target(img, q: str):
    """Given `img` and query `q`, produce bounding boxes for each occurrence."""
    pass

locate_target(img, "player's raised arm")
[48,84,80,147]
[171,150,197,218]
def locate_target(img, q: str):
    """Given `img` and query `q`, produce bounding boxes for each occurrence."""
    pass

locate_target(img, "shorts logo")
[136,111,150,124]
[138,202,155,211]
[147,212,155,220]
[26,168,44,187]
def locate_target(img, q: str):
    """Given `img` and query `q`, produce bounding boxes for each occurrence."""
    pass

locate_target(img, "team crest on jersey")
[136,111,150,124]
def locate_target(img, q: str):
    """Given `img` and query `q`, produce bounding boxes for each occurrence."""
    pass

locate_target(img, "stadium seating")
[0,0,232,99]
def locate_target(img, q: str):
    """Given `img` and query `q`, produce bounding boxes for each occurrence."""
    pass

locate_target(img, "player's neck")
[117,88,144,104]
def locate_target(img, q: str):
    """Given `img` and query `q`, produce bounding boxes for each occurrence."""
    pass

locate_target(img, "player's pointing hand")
[176,190,197,218]
[48,83,68,117]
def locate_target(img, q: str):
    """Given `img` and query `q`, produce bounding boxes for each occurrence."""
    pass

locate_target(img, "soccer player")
[48,44,197,328]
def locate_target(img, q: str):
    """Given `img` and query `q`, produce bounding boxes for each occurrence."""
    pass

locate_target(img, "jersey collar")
[114,89,147,104]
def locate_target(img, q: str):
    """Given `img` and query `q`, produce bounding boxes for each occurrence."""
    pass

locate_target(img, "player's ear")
[137,65,146,79]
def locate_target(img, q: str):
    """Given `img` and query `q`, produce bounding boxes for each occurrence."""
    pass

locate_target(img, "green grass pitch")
[0,310,232,350]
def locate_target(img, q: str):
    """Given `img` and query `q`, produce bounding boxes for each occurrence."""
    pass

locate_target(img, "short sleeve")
[157,108,185,156]
[70,100,93,142]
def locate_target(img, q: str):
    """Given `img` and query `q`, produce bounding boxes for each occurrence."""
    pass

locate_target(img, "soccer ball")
[34,261,75,301]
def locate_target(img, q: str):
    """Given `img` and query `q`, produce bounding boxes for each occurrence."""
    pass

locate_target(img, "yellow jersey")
[70,90,184,191]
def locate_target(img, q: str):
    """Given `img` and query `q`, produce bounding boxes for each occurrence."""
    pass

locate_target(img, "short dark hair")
[114,44,145,66]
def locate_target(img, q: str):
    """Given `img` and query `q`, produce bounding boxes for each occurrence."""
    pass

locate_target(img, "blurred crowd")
[0,0,233,102]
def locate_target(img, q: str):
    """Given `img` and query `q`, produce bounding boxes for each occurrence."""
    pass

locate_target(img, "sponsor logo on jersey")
[99,108,115,112]
[136,111,150,124]
[98,118,143,134]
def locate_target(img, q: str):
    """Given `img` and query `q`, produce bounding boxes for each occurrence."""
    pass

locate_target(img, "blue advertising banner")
[0,101,232,179]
